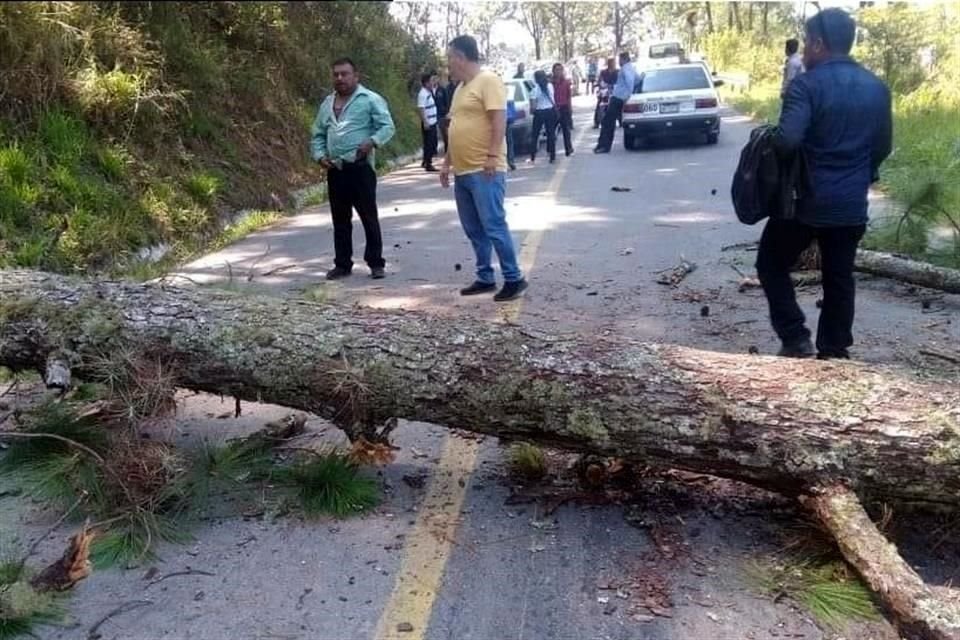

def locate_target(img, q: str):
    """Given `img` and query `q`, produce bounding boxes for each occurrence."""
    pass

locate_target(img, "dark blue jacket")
[778,57,892,227]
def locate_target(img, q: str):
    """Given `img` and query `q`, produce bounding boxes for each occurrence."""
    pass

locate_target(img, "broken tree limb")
[855,250,960,294]
[803,486,960,640]
[1,270,960,508]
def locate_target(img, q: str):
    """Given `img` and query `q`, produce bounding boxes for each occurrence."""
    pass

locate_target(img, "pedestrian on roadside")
[514,62,526,80]
[757,9,892,359]
[552,63,574,157]
[594,52,636,153]
[441,35,527,302]
[586,57,598,94]
[781,38,804,100]
[435,70,453,154]
[529,69,558,164]
[506,97,518,171]
[417,71,440,172]
[311,58,396,281]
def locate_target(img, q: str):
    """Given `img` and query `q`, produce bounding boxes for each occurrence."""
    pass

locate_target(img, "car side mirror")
[713,79,725,87]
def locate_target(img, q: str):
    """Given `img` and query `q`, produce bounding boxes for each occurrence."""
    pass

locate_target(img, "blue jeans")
[454,172,523,284]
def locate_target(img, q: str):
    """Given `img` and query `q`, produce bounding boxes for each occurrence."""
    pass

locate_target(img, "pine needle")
[274,452,380,518]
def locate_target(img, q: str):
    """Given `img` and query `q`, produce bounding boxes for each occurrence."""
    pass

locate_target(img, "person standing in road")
[513,62,526,79]
[435,70,453,154]
[311,57,395,281]
[418,71,440,172]
[781,38,804,99]
[594,52,636,153]
[552,63,574,157]
[586,57,599,94]
[442,35,527,302]
[757,9,892,359]
[529,69,558,164]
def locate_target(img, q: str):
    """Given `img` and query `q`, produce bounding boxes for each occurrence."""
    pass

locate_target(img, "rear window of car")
[635,67,710,93]
[649,43,681,59]
[506,82,525,102]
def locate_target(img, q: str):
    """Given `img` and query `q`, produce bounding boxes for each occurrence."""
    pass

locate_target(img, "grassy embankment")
[0,2,434,277]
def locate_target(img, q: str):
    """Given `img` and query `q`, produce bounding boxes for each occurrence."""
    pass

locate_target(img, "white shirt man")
[417,74,439,171]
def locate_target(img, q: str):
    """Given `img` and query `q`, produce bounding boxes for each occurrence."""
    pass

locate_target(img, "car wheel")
[706,132,719,145]
[624,133,636,151]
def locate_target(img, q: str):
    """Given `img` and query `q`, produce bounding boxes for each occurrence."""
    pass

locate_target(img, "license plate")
[641,103,659,113]
[660,103,679,114]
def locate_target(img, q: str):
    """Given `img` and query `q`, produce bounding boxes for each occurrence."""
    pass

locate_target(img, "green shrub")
[184,172,221,206]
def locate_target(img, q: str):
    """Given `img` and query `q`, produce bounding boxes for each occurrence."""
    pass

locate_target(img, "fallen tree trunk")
[804,486,960,639]
[3,270,960,637]
[2,270,959,507]
[855,250,960,294]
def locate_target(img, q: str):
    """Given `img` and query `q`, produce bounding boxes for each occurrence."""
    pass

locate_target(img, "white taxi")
[621,64,724,150]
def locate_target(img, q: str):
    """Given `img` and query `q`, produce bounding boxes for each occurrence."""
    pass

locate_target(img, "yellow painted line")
[373,114,589,640]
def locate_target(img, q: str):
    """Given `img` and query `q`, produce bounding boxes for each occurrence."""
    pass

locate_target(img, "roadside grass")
[726,83,960,268]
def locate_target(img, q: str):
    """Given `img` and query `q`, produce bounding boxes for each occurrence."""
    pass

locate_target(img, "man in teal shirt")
[311,57,395,280]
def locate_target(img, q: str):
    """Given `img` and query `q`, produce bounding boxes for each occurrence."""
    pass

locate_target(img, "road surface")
[8,95,959,640]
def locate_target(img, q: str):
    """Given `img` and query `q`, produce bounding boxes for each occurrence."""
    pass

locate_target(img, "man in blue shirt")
[756,9,892,359]
[594,52,637,154]
[311,58,396,281]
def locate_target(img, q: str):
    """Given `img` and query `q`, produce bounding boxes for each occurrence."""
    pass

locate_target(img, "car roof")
[642,63,709,72]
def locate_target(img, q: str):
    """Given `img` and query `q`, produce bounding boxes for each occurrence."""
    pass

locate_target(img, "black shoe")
[549,156,556,164]
[566,150,574,157]
[508,163,517,171]
[325,266,352,281]
[593,147,610,154]
[778,338,815,358]
[817,349,851,361]
[494,279,528,302]
[460,281,497,296]
[370,267,386,279]
[425,165,439,173]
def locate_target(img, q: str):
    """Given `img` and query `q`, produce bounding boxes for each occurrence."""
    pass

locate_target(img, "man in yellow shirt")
[441,35,527,302]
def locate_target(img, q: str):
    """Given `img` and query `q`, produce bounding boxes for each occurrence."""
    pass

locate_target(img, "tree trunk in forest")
[728,3,734,29]
[747,2,754,30]
[2,271,960,510]
[705,2,714,33]
[732,2,743,31]
[762,2,770,37]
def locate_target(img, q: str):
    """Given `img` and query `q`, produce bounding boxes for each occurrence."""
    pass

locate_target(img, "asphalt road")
[8,95,959,640]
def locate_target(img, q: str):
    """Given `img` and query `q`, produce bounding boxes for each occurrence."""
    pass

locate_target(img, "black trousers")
[327,162,384,270]
[597,96,625,151]
[421,124,438,168]
[755,218,866,355]
[531,109,557,161]
[557,104,573,155]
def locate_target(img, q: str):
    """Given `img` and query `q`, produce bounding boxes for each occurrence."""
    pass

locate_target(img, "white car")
[644,41,683,69]
[621,63,724,150]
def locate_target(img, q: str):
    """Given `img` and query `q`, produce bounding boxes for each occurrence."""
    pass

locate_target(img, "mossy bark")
[2,270,960,508]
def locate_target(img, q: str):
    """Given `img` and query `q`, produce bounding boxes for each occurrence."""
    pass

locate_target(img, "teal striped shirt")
[310,84,396,168]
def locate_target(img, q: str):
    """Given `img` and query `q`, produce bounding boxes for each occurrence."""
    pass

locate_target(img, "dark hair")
[619,52,631,64]
[332,57,357,71]
[448,35,480,62]
[421,72,434,86]
[534,69,549,93]
[805,8,856,54]
[785,38,799,55]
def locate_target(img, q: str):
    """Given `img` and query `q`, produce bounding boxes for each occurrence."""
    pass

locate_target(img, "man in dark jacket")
[756,8,892,359]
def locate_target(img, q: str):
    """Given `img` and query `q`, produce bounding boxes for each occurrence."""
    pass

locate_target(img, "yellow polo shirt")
[448,71,508,176]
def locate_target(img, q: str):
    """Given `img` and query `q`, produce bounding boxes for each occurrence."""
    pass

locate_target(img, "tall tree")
[516,2,548,60]
[705,2,714,33]
[544,2,575,61]
[442,2,467,46]
[609,1,648,53]
[467,2,508,61]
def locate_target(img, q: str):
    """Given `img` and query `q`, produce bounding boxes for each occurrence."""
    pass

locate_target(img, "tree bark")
[803,486,960,639]
[855,250,960,294]
[2,271,960,510]
[705,2,714,33]
[762,2,770,37]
